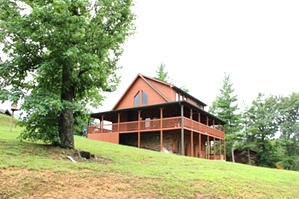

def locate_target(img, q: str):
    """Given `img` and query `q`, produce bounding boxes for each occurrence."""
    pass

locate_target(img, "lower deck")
[88,129,225,160]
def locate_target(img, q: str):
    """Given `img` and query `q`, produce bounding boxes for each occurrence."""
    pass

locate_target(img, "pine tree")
[155,63,169,82]
[209,73,242,160]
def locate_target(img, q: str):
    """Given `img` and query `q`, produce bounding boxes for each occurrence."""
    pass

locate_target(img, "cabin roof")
[112,73,207,110]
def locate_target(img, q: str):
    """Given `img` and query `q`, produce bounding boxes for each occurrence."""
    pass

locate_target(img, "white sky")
[98,0,299,112]
[1,0,299,112]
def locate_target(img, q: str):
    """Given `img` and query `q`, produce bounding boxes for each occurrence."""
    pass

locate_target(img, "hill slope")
[1,114,299,199]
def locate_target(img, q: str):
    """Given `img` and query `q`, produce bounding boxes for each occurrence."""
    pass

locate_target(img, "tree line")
[209,73,299,170]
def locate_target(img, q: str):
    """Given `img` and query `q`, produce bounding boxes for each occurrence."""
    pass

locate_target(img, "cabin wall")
[146,79,174,101]
[141,131,173,152]
[114,78,168,110]
[87,132,119,144]
[175,92,204,109]
[186,98,199,107]
[119,131,174,152]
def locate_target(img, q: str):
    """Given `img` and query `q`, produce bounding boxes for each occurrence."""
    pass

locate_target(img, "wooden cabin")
[87,74,226,160]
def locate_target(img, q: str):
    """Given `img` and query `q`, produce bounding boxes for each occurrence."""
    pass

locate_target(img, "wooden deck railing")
[88,116,224,139]
[184,118,224,138]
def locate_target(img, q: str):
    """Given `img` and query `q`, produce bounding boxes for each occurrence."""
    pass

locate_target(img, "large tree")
[0,0,135,148]
[275,93,299,170]
[209,73,242,160]
[246,93,279,167]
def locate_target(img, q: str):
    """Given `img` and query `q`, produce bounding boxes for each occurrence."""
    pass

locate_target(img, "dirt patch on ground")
[0,168,162,199]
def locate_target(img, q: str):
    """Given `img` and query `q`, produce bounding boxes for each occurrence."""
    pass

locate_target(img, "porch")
[87,116,224,139]
[87,101,226,160]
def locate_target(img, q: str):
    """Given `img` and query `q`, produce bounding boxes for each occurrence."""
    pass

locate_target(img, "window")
[134,91,140,106]
[142,91,148,105]
[134,90,148,106]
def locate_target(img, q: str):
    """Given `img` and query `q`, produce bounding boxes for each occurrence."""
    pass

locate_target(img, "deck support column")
[100,115,104,133]
[191,131,194,157]
[224,139,226,161]
[117,113,120,133]
[180,104,185,155]
[160,108,164,152]
[196,112,201,158]
[198,133,201,158]
[206,116,209,126]
[213,137,216,159]
[198,112,201,123]
[138,110,141,148]
[220,139,222,160]
[207,135,210,159]
[190,109,194,157]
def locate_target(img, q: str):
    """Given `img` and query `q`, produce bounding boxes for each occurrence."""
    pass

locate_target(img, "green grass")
[1,114,299,198]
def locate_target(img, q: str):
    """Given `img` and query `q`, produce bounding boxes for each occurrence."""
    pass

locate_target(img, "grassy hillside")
[1,114,299,199]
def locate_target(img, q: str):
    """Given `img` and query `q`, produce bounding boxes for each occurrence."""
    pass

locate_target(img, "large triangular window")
[142,91,148,105]
[134,90,148,106]
[134,91,140,106]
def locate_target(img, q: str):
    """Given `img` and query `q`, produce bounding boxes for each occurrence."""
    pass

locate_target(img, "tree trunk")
[247,147,251,165]
[231,143,235,163]
[59,64,75,148]
[60,108,74,148]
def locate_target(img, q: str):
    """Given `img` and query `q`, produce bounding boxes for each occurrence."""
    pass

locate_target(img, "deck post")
[220,139,222,160]
[190,109,194,157]
[224,139,226,161]
[198,112,200,122]
[207,135,210,159]
[213,137,216,159]
[213,119,215,128]
[100,115,104,133]
[191,131,194,157]
[160,107,163,152]
[198,133,201,158]
[180,103,185,155]
[117,113,120,132]
[138,110,141,148]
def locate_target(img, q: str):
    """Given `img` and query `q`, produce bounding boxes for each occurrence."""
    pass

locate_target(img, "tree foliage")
[209,73,242,159]
[275,93,299,169]
[0,0,135,148]
[179,85,189,93]
[245,94,279,167]
[155,63,169,82]
[209,73,299,169]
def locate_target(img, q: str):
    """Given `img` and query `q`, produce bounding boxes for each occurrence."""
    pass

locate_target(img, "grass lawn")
[1,114,299,199]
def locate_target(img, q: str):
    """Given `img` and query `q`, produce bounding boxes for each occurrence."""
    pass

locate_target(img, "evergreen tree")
[179,86,189,93]
[209,73,242,161]
[238,102,257,165]
[155,63,169,82]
